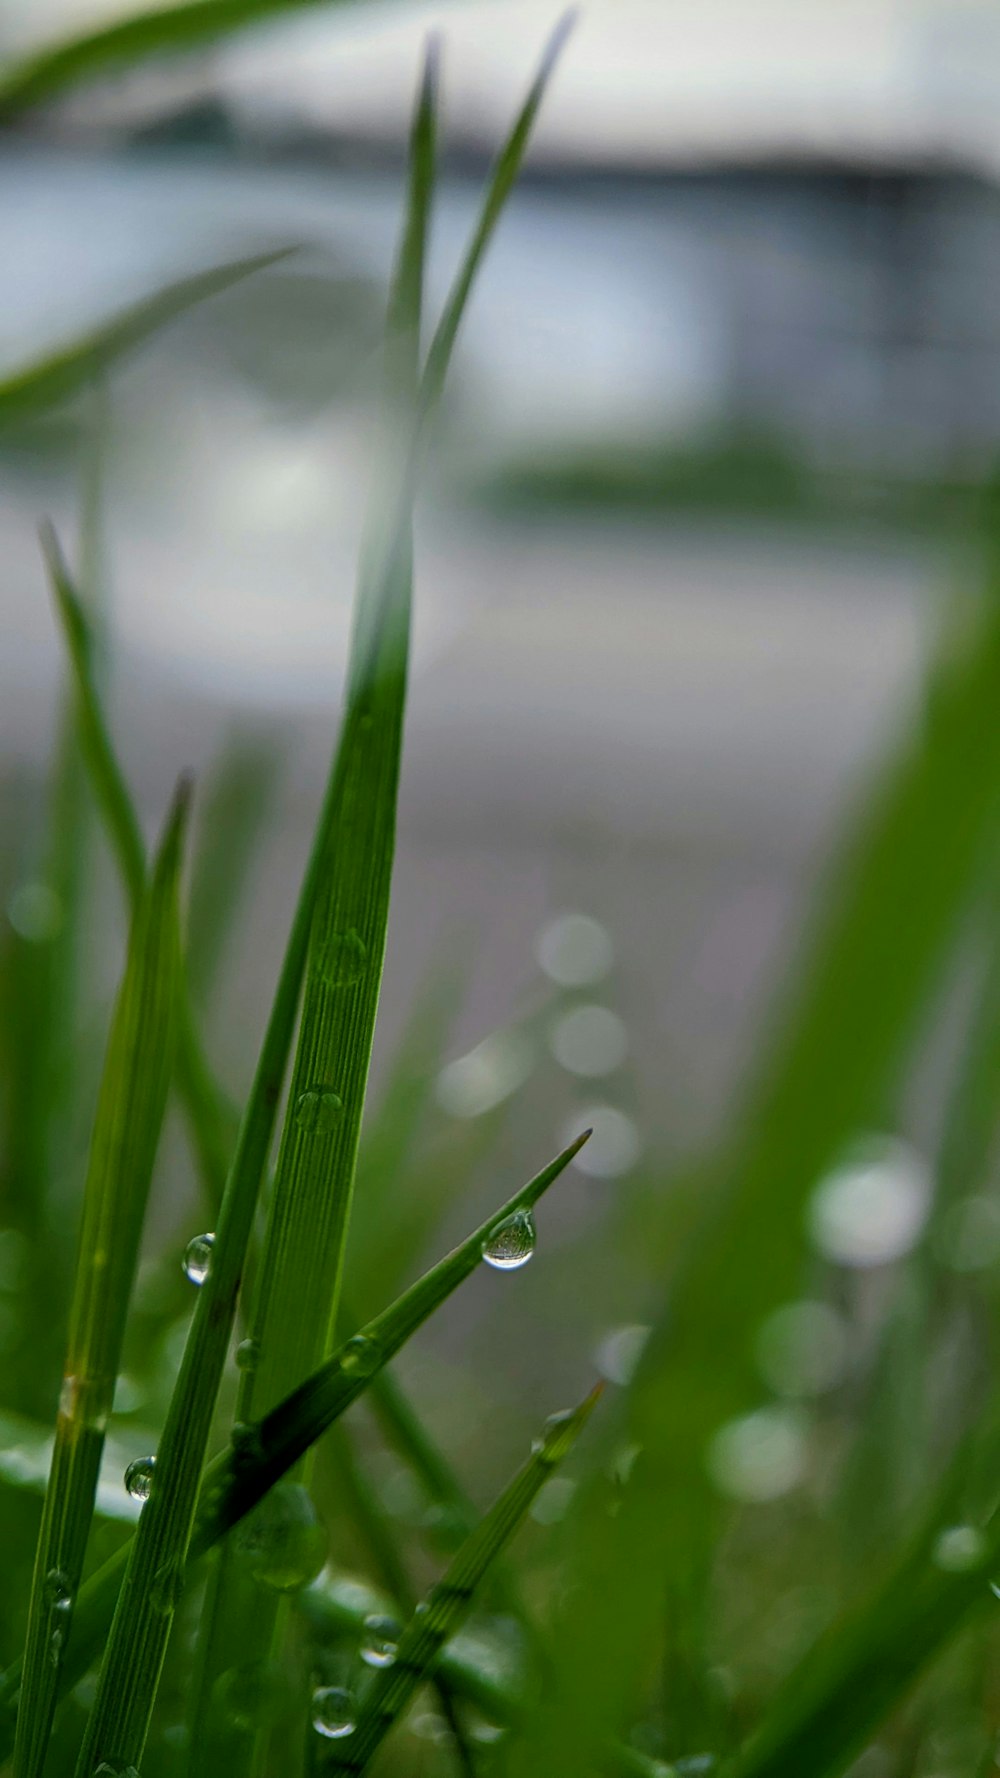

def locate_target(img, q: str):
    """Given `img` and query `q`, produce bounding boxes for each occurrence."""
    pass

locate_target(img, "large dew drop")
[360,1612,401,1668]
[182,1232,214,1286]
[235,1338,260,1373]
[312,1684,356,1740]
[318,928,368,989]
[235,1481,327,1592]
[294,1088,343,1135]
[124,1456,156,1502]
[43,1569,72,1612]
[481,1208,536,1271]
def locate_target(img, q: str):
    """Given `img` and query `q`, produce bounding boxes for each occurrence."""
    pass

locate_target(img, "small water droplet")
[230,1421,264,1468]
[294,1088,343,1134]
[318,928,368,989]
[340,1334,380,1379]
[182,1232,214,1286]
[532,1408,576,1463]
[235,1482,327,1592]
[43,1568,72,1612]
[932,1525,986,1572]
[48,1626,65,1668]
[124,1456,156,1502]
[360,1612,401,1668]
[92,1764,141,1778]
[482,1208,536,1271]
[7,881,63,944]
[311,1684,356,1739]
[235,1338,260,1372]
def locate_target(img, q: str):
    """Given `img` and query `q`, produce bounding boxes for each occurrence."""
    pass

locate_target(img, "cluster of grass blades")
[6,6,1000,1778]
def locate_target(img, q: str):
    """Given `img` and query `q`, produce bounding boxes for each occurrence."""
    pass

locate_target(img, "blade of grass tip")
[508,513,1000,1774]
[0,0,366,115]
[0,248,296,428]
[82,51,440,1778]
[0,1131,587,1758]
[182,56,439,1778]
[325,1384,603,1773]
[41,522,235,1205]
[416,11,577,425]
[13,778,188,1778]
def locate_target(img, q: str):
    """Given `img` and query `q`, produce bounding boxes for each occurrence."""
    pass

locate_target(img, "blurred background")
[4,5,1000,1760]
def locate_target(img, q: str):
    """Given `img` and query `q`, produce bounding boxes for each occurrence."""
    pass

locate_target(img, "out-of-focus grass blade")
[0,1134,585,1756]
[186,736,282,1009]
[326,1385,602,1773]
[13,782,188,1778]
[0,1,374,114]
[729,1442,1000,1778]
[42,524,234,1203]
[0,248,295,427]
[510,536,1000,1771]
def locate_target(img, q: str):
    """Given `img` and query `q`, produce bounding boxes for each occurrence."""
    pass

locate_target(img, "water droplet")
[932,1525,986,1572]
[7,882,63,944]
[530,1477,576,1525]
[549,1004,627,1077]
[482,1208,536,1271]
[92,1765,141,1778]
[235,1482,327,1592]
[436,1031,534,1120]
[149,1558,183,1616]
[594,1324,651,1386]
[707,1409,807,1504]
[215,1662,290,1730]
[340,1334,380,1379]
[318,928,368,989]
[235,1338,260,1373]
[360,1612,401,1668]
[532,1408,576,1463]
[536,911,613,986]
[124,1456,156,1502]
[182,1232,214,1286]
[809,1137,930,1269]
[48,1626,65,1668]
[230,1421,264,1468]
[312,1684,356,1739]
[43,1568,72,1611]
[294,1088,343,1134]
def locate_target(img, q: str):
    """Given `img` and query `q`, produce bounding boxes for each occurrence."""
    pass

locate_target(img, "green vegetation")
[2,10,1000,1778]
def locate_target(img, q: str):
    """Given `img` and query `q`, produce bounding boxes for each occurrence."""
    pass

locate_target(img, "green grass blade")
[182,45,439,1778]
[509,535,1000,1773]
[0,0,371,115]
[0,248,295,427]
[0,1132,584,1755]
[42,523,234,1205]
[418,11,576,422]
[325,1384,602,1773]
[12,781,188,1778]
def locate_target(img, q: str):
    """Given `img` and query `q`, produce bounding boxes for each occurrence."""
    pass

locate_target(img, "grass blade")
[508,520,1000,1773]
[0,1,372,115]
[13,782,188,1778]
[181,43,440,1778]
[0,248,295,427]
[42,523,235,1205]
[0,1133,585,1755]
[325,1384,602,1773]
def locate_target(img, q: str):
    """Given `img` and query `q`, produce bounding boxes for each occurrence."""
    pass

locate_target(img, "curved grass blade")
[42,523,234,1204]
[325,1385,602,1774]
[0,1133,585,1756]
[13,781,188,1778]
[508,522,1000,1774]
[0,0,370,115]
[0,248,295,428]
